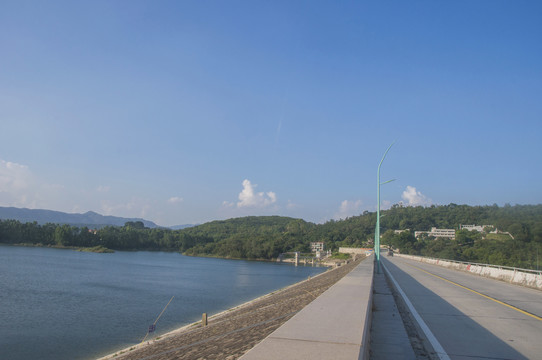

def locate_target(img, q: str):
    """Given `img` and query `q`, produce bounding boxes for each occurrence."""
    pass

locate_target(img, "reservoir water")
[0,245,326,360]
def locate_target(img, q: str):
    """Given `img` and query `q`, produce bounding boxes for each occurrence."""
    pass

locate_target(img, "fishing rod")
[141,296,175,343]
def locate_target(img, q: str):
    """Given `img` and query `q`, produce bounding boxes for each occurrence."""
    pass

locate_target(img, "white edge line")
[382,262,451,360]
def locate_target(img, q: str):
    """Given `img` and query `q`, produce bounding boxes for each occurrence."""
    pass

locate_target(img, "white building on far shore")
[415,227,456,240]
[460,224,492,232]
[310,242,325,253]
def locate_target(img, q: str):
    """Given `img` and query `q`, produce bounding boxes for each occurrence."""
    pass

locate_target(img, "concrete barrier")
[395,254,542,290]
[240,255,374,359]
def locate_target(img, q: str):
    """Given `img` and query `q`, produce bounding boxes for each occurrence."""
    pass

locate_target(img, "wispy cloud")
[167,196,183,204]
[401,186,432,206]
[334,199,362,220]
[237,179,277,208]
[222,200,234,208]
[275,120,282,144]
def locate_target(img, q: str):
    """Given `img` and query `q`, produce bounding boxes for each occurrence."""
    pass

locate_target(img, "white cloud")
[0,159,70,211]
[0,159,31,191]
[237,179,277,208]
[334,199,362,220]
[0,159,38,207]
[167,196,183,204]
[401,186,432,206]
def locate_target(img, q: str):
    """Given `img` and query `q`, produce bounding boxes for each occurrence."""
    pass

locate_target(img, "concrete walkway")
[240,256,374,359]
[370,269,416,359]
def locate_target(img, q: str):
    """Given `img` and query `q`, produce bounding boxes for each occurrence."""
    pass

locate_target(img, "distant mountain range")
[0,206,194,229]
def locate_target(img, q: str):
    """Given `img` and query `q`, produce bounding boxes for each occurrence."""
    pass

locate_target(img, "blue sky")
[1,1,541,226]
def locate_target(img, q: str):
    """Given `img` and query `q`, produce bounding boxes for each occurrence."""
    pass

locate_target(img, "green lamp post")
[375,143,395,273]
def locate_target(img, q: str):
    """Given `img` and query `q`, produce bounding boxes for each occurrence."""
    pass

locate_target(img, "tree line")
[1,204,541,269]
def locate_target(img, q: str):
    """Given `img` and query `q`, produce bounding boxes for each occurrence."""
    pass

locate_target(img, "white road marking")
[382,262,451,360]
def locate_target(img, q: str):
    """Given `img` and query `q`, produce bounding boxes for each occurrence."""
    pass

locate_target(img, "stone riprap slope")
[104,256,364,360]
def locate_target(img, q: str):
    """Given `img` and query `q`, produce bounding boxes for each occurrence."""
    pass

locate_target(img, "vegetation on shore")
[77,245,114,253]
[1,204,541,269]
[6,242,115,253]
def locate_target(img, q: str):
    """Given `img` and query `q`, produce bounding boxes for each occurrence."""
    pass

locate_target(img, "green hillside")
[1,204,541,269]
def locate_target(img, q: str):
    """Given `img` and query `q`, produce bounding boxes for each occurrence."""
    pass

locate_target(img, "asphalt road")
[381,255,542,360]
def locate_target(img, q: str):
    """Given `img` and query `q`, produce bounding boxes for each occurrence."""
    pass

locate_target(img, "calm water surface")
[0,245,325,360]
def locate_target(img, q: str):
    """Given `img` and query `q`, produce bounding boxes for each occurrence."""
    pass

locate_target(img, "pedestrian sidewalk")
[241,256,374,359]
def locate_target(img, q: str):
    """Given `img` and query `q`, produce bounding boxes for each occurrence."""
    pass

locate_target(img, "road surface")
[382,255,542,360]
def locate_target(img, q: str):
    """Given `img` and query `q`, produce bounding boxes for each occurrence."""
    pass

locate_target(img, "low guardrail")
[395,254,542,290]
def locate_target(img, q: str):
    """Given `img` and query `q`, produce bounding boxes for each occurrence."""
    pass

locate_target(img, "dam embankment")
[99,256,367,360]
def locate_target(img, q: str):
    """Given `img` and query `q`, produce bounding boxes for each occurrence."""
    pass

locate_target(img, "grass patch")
[485,233,513,241]
[330,252,351,260]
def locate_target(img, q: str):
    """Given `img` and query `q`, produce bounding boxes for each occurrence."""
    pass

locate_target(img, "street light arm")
[380,179,396,185]
[378,142,395,168]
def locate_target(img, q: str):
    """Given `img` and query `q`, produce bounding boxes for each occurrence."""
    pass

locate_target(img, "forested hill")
[0,204,541,269]
[376,203,542,241]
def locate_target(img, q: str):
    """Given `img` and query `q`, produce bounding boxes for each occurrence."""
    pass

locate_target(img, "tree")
[54,225,73,246]
[455,229,481,246]
[124,221,145,230]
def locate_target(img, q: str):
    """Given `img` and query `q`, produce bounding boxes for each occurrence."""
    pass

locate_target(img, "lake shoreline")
[2,246,328,360]
[2,242,114,253]
[97,256,361,360]
[4,243,341,268]
[1,243,325,263]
